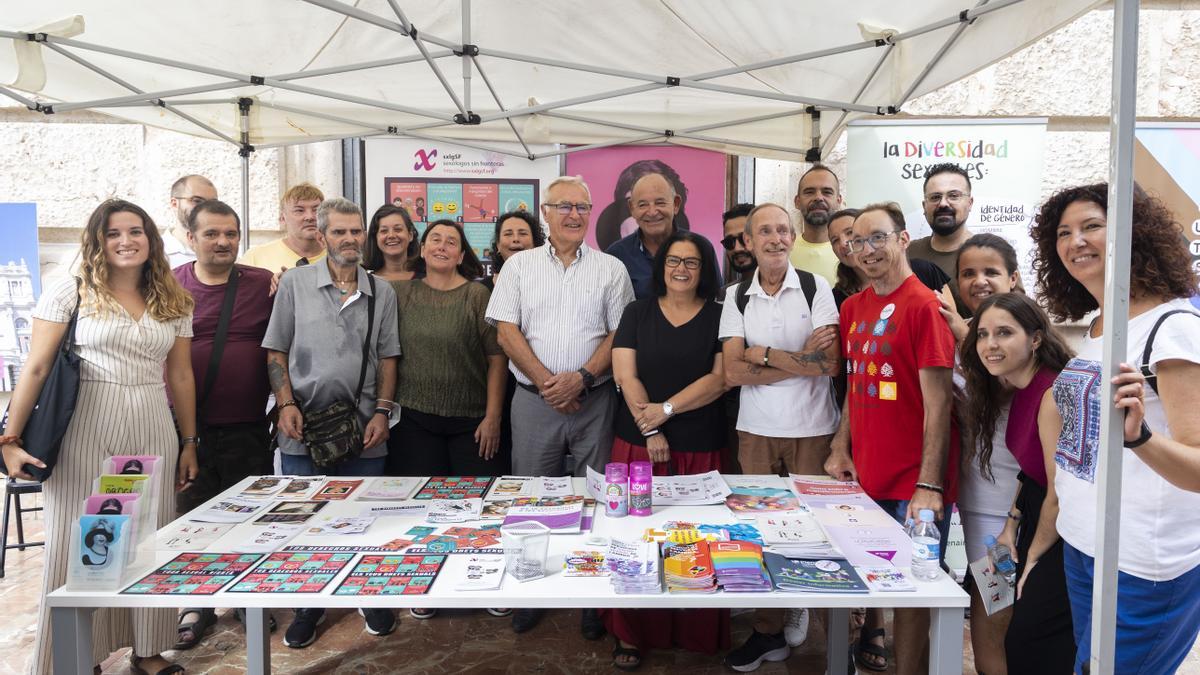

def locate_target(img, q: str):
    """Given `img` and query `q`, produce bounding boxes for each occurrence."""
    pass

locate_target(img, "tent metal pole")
[43,42,240,145]
[38,34,246,81]
[0,84,38,109]
[543,108,806,139]
[50,80,247,113]
[1093,0,1139,672]
[470,56,532,158]
[689,39,883,81]
[532,134,664,159]
[462,0,472,113]
[896,0,990,105]
[893,0,1025,42]
[475,46,665,84]
[238,99,253,254]
[259,77,448,121]
[677,80,879,114]
[272,52,453,82]
[299,0,408,36]
[821,44,895,157]
[478,83,665,123]
[384,2,467,116]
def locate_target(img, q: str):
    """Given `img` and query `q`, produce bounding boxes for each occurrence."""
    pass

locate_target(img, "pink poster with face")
[564,145,728,253]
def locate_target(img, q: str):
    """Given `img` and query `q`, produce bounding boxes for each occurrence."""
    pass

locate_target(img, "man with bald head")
[606,172,720,299]
[165,174,218,268]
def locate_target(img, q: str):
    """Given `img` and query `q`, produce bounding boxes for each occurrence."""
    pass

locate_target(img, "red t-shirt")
[839,274,960,502]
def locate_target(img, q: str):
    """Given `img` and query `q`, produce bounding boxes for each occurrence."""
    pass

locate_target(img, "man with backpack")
[717,203,841,671]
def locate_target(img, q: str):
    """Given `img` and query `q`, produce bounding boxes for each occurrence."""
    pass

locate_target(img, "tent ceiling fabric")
[1,0,1100,160]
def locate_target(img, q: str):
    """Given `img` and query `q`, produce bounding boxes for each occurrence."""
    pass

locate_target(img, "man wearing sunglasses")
[164,174,218,268]
[607,173,720,300]
[720,203,757,286]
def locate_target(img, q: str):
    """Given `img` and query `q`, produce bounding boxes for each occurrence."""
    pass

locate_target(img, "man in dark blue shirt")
[606,173,719,299]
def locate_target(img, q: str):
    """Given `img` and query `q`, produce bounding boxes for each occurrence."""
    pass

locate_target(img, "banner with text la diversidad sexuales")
[846,119,1047,287]
[364,139,559,263]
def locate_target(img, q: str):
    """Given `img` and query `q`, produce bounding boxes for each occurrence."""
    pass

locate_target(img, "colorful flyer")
[425,183,463,223]
[96,474,148,494]
[414,476,494,500]
[84,493,140,516]
[254,500,329,525]
[121,552,262,595]
[461,183,499,223]
[239,476,292,499]
[278,476,326,499]
[388,182,428,221]
[332,554,446,596]
[227,552,356,593]
[312,479,362,501]
[107,455,159,476]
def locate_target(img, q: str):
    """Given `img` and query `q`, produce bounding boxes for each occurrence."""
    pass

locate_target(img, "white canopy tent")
[0,2,1145,673]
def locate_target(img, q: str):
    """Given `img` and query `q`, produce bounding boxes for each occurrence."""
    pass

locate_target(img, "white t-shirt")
[718,267,840,438]
[162,230,196,269]
[959,404,1021,516]
[1054,299,1200,581]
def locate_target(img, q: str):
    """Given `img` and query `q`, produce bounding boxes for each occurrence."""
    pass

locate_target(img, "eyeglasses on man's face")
[847,231,899,253]
[664,255,702,270]
[924,191,969,204]
[543,202,592,216]
[720,233,745,251]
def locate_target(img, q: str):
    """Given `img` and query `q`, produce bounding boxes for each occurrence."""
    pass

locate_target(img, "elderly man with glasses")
[907,162,976,316]
[485,175,634,637]
[606,172,721,300]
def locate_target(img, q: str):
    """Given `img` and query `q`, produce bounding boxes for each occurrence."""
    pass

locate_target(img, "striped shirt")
[485,242,634,386]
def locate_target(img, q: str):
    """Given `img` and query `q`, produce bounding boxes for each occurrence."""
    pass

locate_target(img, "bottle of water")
[910,509,941,581]
[985,534,1017,586]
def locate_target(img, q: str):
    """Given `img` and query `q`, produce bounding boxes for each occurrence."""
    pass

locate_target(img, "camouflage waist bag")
[302,275,375,470]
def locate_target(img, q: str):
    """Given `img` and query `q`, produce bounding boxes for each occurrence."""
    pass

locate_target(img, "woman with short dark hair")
[604,229,729,669]
[1030,183,1200,673]
[483,210,543,291]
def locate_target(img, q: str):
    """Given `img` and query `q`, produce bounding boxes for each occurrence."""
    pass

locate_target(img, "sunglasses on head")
[720,233,745,251]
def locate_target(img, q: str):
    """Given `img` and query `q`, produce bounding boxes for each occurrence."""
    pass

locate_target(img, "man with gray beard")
[788,166,843,286]
[262,197,401,648]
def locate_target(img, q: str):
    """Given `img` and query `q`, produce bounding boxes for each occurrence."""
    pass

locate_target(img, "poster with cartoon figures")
[365,139,558,275]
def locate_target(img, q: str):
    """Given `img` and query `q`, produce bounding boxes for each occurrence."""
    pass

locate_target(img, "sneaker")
[283,608,326,648]
[783,608,810,647]
[511,608,546,633]
[409,608,437,620]
[359,608,397,636]
[724,630,791,672]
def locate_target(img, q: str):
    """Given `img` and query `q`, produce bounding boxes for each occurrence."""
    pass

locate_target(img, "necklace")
[332,274,357,295]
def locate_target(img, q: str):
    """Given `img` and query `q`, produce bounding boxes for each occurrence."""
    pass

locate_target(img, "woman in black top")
[604,230,729,669]
[481,209,544,291]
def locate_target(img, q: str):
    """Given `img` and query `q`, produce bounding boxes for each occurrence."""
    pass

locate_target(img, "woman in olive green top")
[387,219,506,478]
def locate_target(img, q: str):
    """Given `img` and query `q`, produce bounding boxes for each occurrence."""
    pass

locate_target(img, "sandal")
[173,610,216,650]
[612,640,642,671]
[410,608,438,620]
[854,627,889,672]
[130,654,185,675]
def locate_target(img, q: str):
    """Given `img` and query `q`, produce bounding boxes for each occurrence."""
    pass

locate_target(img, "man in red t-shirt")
[826,202,959,675]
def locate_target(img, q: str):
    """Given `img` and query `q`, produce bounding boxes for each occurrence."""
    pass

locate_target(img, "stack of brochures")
[607,538,661,594]
[662,540,717,593]
[756,513,840,558]
[709,540,772,592]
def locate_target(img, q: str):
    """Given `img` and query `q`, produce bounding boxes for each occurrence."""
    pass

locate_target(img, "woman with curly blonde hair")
[2,199,198,674]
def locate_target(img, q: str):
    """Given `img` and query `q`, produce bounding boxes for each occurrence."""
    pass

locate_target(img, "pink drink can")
[628,461,653,516]
[604,462,629,517]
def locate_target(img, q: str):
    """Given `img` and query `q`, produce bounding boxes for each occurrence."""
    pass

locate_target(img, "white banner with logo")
[846,119,1048,287]
[364,139,560,263]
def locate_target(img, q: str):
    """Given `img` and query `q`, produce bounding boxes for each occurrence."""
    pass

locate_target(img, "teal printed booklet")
[763,552,869,593]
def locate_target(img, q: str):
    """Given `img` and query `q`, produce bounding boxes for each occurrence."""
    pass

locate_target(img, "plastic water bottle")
[910,509,941,581]
[604,462,629,518]
[985,535,1017,585]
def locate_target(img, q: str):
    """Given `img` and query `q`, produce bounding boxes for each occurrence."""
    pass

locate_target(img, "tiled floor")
[3,493,1199,674]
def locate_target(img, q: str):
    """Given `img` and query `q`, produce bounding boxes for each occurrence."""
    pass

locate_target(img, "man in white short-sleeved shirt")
[718,203,841,669]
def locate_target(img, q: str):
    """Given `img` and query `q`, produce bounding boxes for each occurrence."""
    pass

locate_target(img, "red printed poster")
[462,183,499,223]
[388,182,428,223]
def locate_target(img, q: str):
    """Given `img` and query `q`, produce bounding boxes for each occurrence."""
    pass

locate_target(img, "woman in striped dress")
[2,199,198,675]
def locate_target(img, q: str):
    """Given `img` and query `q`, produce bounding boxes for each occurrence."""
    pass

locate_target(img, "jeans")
[279,453,385,477]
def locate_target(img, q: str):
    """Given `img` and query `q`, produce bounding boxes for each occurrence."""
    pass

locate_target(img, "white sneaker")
[783,608,810,647]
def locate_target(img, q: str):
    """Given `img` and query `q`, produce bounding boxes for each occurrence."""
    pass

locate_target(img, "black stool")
[1,477,45,578]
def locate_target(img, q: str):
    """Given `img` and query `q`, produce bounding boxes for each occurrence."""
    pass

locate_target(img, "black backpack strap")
[735,277,753,315]
[197,266,240,418]
[354,274,376,403]
[1140,309,1200,396]
[795,268,817,310]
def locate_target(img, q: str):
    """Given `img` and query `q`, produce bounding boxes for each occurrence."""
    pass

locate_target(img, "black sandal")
[130,655,185,675]
[612,640,642,671]
[854,626,889,672]
[173,610,216,650]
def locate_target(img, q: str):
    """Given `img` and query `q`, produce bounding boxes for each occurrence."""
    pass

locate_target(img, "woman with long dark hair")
[2,199,197,675]
[1030,183,1200,673]
[960,292,1076,674]
[363,204,420,281]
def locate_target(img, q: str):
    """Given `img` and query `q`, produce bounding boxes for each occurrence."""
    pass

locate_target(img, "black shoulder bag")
[2,278,83,482]
[303,276,376,468]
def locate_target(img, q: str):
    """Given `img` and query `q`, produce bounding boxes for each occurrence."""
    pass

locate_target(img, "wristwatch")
[662,401,675,417]
[577,367,596,389]
[1125,420,1153,449]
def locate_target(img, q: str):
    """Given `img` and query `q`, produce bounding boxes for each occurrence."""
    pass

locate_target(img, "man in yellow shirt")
[240,183,327,273]
[788,165,842,286]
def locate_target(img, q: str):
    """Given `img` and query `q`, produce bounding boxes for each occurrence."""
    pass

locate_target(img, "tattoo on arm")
[746,363,764,375]
[790,350,834,375]
[267,357,290,395]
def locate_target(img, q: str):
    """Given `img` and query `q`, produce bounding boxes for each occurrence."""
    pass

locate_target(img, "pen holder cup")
[501,521,551,582]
